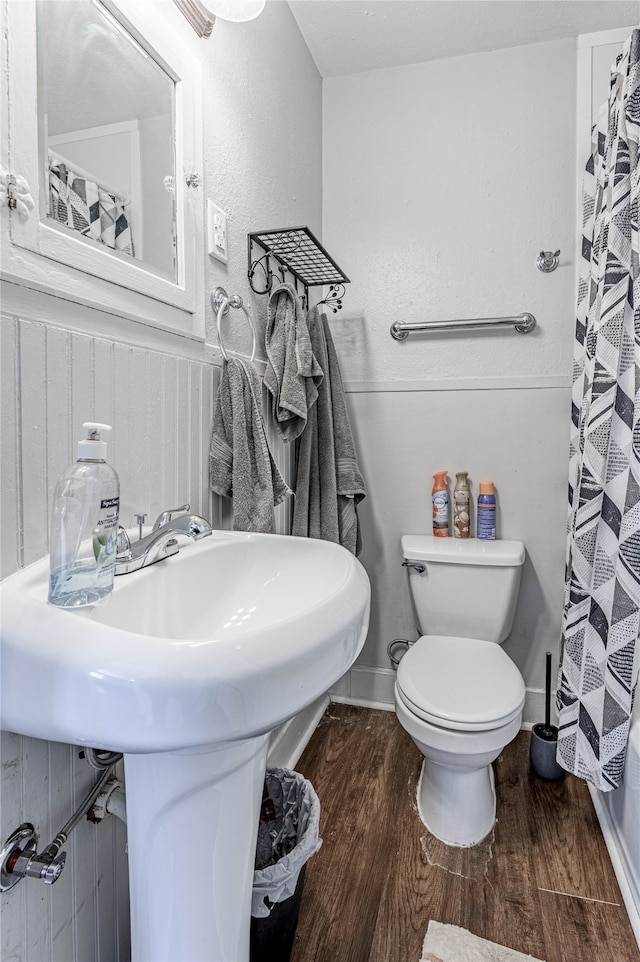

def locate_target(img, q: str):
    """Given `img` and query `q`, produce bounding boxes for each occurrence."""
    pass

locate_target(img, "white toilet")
[395,534,526,847]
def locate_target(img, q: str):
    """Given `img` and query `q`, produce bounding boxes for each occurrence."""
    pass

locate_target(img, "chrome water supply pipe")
[387,638,416,670]
[0,762,117,890]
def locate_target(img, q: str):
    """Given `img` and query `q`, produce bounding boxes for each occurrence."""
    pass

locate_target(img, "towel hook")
[211,286,257,364]
[316,283,346,313]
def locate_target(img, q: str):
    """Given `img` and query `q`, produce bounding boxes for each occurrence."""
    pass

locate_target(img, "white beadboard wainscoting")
[1,734,131,962]
[1,316,218,577]
[0,307,217,962]
[0,302,295,962]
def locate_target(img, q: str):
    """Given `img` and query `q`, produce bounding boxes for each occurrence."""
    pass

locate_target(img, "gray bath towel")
[264,283,324,442]
[209,357,292,534]
[292,308,366,555]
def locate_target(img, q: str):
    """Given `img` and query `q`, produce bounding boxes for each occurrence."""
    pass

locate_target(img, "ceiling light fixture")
[173,0,266,39]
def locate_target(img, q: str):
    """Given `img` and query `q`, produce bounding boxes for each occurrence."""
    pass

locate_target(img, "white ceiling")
[287,1,639,78]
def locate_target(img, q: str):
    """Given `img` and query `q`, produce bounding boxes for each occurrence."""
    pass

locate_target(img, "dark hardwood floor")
[289,705,640,962]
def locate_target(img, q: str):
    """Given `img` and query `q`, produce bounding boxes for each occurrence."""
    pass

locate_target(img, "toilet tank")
[401,535,525,643]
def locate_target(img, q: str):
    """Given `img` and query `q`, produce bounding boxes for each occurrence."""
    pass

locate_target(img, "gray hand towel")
[209,357,292,534]
[292,307,366,555]
[264,283,324,442]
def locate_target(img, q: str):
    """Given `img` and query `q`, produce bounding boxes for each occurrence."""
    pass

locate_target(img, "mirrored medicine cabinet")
[2,0,204,338]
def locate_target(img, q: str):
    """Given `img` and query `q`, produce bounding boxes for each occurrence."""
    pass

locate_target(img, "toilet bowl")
[396,536,526,847]
[395,634,525,846]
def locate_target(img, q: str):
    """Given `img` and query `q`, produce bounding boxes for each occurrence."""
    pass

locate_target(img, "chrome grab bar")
[390,312,536,341]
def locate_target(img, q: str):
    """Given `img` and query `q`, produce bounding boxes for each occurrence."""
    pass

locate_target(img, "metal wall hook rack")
[247,226,350,313]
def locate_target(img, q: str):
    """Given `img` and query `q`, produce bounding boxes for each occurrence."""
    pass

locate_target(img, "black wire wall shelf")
[247,226,350,312]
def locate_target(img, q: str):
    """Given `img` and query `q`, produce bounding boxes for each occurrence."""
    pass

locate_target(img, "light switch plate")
[207,200,228,263]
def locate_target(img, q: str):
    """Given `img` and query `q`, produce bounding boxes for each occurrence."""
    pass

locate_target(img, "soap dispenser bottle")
[48,422,120,607]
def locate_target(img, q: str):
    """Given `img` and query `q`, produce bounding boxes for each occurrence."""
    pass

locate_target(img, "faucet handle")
[152,504,190,531]
[134,514,147,541]
[116,526,132,560]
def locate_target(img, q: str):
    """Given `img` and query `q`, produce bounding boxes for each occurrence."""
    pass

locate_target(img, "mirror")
[36,0,177,282]
[4,0,204,337]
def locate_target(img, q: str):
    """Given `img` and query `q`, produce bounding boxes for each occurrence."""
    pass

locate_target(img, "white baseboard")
[330,694,395,712]
[330,666,551,731]
[267,694,330,769]
[330,665,396,706]
[520,687,560,731]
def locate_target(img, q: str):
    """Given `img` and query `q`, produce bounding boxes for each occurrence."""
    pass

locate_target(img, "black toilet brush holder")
[530,651,565,781]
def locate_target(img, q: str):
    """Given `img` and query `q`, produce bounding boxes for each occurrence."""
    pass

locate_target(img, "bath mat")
[421,921,545,962]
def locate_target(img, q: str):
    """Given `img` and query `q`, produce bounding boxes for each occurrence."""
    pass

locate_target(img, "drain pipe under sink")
[90,776,127,825]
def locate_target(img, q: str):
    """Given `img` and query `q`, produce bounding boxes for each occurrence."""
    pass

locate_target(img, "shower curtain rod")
[390,312,536,341]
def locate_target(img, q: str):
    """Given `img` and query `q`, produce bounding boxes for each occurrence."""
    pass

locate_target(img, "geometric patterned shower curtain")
[557,30,640,791]
[48,155,133,256]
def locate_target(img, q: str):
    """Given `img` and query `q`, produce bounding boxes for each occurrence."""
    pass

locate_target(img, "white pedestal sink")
[0,530,370,961]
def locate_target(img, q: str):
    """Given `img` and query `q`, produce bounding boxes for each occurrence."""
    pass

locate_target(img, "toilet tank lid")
[401,535,525,567]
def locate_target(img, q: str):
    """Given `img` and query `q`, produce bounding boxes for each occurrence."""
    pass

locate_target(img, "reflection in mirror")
[36,0,177,281]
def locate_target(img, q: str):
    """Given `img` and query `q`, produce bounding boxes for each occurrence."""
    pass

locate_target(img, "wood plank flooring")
[289,705,639,962]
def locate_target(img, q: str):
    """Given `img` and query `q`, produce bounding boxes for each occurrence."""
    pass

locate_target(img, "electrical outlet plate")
[207,200,228,263]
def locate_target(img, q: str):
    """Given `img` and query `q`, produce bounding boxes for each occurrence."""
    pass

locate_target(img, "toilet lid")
[396,635,525,731]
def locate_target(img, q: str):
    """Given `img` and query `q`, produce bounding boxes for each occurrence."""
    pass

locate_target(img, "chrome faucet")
[115,504,212,575]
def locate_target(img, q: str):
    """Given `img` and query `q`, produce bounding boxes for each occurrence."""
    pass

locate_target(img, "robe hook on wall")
[247,250,310,309]
[248,230,305,297]
[536,249,560,273]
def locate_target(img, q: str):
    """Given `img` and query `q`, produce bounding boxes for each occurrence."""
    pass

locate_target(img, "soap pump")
[48,422,120,608]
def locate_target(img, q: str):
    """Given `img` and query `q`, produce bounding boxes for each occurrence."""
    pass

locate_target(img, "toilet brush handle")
[545,651,552,729]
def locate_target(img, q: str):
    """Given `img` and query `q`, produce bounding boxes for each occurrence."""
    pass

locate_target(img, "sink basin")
[0,529,370,962]
[1,528,369,752]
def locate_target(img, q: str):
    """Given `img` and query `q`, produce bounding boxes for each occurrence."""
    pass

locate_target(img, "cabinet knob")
[0,168,34,220]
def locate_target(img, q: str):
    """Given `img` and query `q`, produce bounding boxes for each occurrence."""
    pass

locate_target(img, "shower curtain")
[557,30,640,791]
[48,155,133,255]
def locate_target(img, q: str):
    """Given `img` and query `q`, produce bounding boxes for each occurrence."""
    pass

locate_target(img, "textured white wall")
[323,38,578,699]
[324,38,577,384]
[345,383,570,691]
[0,1,321,959]
[201,0,323,350]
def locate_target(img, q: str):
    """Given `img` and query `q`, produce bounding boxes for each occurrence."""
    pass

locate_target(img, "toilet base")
[417,757,496,847]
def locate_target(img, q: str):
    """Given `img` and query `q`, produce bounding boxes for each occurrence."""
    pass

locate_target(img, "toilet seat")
[396,635,525,732]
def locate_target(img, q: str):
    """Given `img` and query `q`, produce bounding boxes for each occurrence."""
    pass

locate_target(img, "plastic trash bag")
[251,768,322,918]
